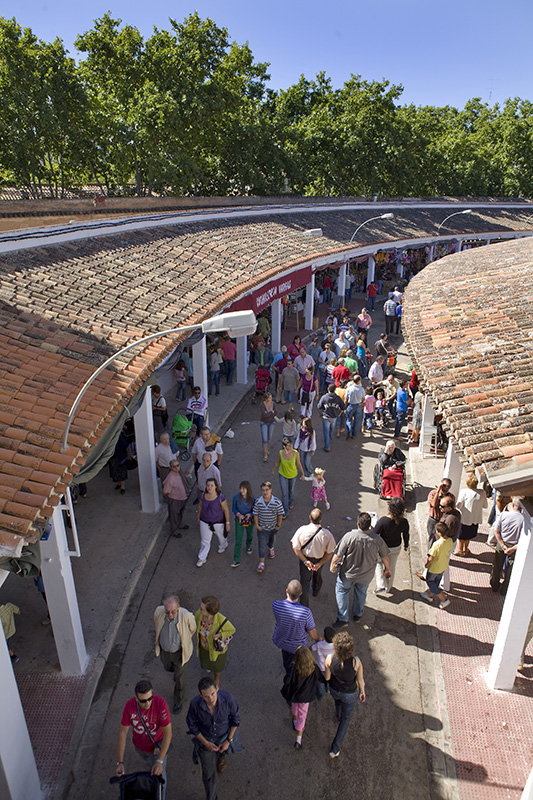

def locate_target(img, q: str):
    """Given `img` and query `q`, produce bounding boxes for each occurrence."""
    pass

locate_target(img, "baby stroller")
[252,367,271,404]
[110,771,164,799]
[172,413,194,461]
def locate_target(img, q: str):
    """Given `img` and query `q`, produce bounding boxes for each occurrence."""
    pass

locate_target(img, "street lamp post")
[61,310,257,451]
[437,208,473,232]
[250,228,322,280]
[349,213,394,243]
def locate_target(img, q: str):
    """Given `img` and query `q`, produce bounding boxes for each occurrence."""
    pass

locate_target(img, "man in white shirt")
[292,508,336,607]
[293,347,315,377]
[344,376,366,440]
[368,356,385,386]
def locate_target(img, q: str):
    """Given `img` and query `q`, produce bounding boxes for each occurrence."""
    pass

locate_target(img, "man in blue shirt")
[186,676,240,799]
[394,380,410,439]
[272,579,320,675]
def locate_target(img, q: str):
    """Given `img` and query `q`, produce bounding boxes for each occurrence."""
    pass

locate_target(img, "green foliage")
[1,12,533,197]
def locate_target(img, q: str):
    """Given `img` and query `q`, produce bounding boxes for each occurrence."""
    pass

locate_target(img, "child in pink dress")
[363,386,377,433]
[304,467,330,510]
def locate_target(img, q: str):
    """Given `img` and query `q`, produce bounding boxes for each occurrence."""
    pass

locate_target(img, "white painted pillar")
[521,765,533,800]
[236,335,248,384]
[429,245,435,263]
[192,336,208,399]
[367,255,376,284]
[418,395,434,456]
[304,275,315,330]
[485,239,491,246]
[41,506,89,674]
[0,637,42,799]
[456,240,462,253]
[443,439,463,494]
[271,299,282,354]
[133,387,160,514]
[487,506,533,690]
[337,263,347,299]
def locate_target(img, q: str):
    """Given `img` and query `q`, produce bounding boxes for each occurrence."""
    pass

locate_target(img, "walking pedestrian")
[259,392,278,463]
[272,580,320,676]
[303,467,330,511]
[154,594,196,713]
[271,437,305,516]
[281,645,325,749]
[295,417,317,477]
[330,513,391,625]
[195,596,235,688]
[162,460,190,537]
[291,508,336,607]
[317,384,345,452]
[373,498,409,594]
[344,376,365,440]
[186,676,241,800]
[196,479,230,568]
[455,473,488,556]
[419,522,454,610]
[115,680,172,798]
[253,481,284,573]
[231,481,255,568]
[324,632,365,758]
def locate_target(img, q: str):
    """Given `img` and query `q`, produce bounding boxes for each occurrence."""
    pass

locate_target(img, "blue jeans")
[284,389,295,403]
[260,421,275,446]
[257,528,277,558]
[346,404,363,437]
[208,370,220,395]
[426,571,444,595]
[300,450,313,477]
[394,409,407,438]
[319,370,328,393]
[322,417,336,450]
[335,574,370,621]
[363,411,374,431]
[357,356,368,379]
[335,412,346,432]
[175,381,186,401]
[135,748,168,800]
[279,474,296,515]
[225,359,235,385]
[367,296,375,311]
[329,689,358,754]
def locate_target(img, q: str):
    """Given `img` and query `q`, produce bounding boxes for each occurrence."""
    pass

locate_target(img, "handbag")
[213,616,233,652]
[135,702,173,756]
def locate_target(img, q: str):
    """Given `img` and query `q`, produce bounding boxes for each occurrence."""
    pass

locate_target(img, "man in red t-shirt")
[332,359,351,387]
[366,281,378,311]
[323,275,333,304]
[220,336,237,385]
[116,679,172,795]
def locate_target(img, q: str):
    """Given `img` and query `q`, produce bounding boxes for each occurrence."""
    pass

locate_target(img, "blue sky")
[3,0,532,109]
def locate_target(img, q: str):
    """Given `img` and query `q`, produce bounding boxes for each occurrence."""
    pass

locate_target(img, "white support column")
[487,506,533,690]
[304,275,315,331]
[485,239,491,246]
[521,766,533,800]
[418,395,435,456]
[192,336,208,400]
[456,240,462,253]
[429,245,435,263]
[133,387,160,514]
[367,255,376,284]
[236,335,248,384]
[0,637,42,799]
[41,506,89,675]
[271,299,282,354]
[337,263,347,300]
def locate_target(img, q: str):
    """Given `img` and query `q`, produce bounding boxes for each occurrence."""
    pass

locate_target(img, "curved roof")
[0,203,532,552]
[403,236,533,491]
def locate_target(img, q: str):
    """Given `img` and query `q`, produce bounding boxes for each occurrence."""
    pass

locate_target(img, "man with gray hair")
[154,593,197,713]
[490,497,524,596]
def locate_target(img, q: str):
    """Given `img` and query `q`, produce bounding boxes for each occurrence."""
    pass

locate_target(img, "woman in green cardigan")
[195,595,235,688]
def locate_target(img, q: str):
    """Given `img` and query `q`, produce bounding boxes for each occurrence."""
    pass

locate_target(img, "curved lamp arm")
[437,209,472,232]
[350,213,394,243]
[60,310,256,451]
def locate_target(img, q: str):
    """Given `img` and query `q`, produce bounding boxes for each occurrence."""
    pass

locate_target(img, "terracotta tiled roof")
[0,205,532,553]
[402,236,533,487]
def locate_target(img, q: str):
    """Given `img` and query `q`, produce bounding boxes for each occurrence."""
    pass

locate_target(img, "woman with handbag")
[196,478,230,567]
[195,595,235,688]
[281,645,324,749]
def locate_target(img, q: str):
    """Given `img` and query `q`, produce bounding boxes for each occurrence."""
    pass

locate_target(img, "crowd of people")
[109,281,533,800]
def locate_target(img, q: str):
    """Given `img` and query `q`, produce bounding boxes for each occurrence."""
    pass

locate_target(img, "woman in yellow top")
[419,522,454,610]
[272,437,305,517]
[195,595,235,688]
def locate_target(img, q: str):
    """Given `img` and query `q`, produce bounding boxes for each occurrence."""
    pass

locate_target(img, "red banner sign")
[229,265,313,314]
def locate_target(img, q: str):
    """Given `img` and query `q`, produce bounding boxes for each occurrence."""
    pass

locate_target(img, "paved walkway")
[2,293,532,799]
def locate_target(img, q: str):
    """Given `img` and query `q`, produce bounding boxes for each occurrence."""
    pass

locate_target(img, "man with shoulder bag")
[291,509,336,607]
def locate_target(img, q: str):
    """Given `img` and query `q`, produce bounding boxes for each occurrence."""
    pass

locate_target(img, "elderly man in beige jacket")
[154,593,196,714]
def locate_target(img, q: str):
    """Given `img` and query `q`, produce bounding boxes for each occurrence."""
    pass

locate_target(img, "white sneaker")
[196,559,206,568]
[325,502,330,510]
[439,598,450,610]
[329,750,340,759]
[374,587,387,595]
[218,543,229,554]
[419,591,434,603]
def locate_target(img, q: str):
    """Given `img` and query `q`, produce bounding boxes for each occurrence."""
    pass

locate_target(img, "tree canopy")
[0,13,531,198]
